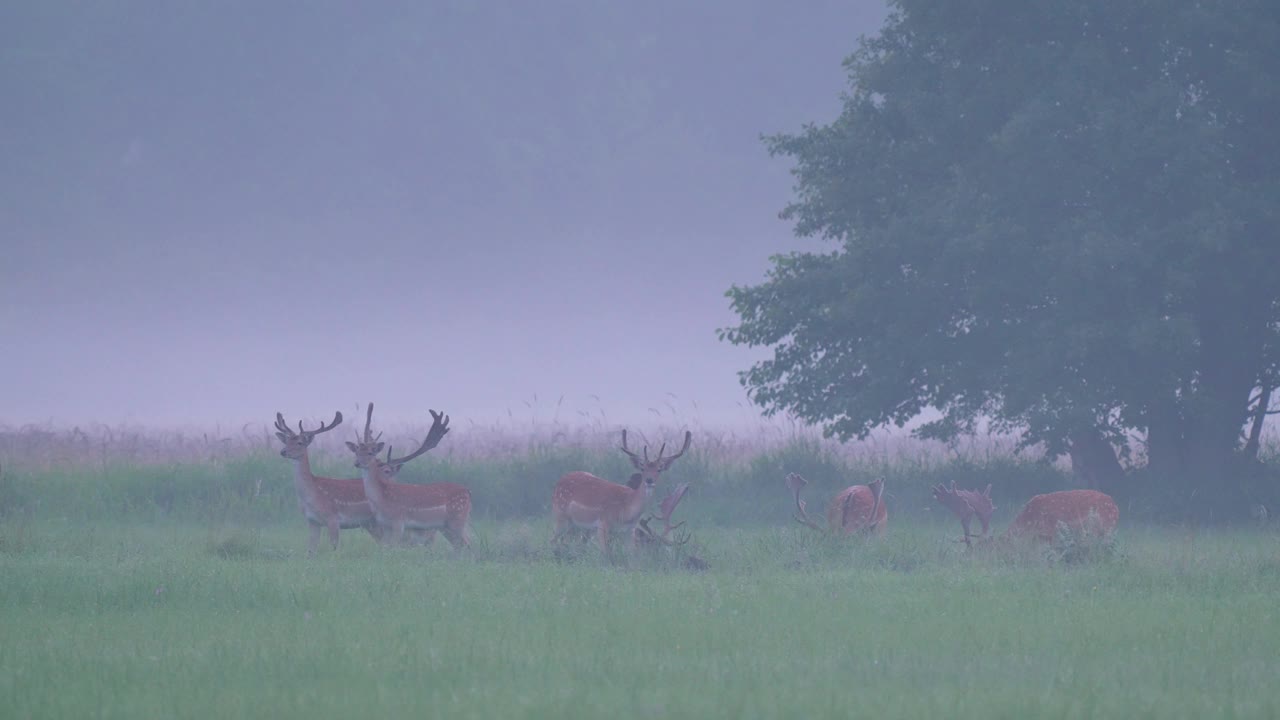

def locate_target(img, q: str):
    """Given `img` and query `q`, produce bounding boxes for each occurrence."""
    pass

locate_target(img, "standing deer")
[273,411,383,554]
[786,472,887,536]
[551,429,692,554]
[932,484,1118,544]
[345,403,473,548]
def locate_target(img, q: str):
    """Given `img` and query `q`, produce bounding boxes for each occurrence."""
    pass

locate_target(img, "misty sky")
[2,1,888,430]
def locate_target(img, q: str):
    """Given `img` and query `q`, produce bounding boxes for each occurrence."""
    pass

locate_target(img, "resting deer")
[786,472,887,536]
[345,403,472,548]
[933,484,1118,545]
[551,429,692,554]
[635,482,692,548]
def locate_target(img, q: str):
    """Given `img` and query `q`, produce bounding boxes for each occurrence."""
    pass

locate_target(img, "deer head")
[273,411,343,460]
[344,403,450,473]
[618,429,692,495]
[931,482,995,545]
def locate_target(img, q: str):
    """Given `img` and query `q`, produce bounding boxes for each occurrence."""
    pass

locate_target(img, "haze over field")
[1,2,888,430]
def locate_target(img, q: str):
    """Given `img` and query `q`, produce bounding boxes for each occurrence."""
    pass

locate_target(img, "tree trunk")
[1242,385,1271,462]
[1145,403,1186,482]
[1067,428,1124,493]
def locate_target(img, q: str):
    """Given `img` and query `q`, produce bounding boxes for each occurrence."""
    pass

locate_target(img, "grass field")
[2,518,1279,719]
[2,423,1279,718]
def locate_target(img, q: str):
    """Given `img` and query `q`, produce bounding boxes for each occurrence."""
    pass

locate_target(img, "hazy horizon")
[2,2,889,430]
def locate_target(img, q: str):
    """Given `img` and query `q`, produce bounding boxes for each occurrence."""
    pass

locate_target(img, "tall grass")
[2,421,1075,528]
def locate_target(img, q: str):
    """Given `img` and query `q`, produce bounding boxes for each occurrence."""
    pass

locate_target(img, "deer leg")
[597,523,611,555]
[329,517,344,549]
[443,519,469,550]
[550,515,571,546]
[961,516,973,546]
[307,523,322,556]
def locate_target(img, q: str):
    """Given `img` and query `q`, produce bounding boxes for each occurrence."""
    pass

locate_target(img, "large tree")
[722,0,1280,514]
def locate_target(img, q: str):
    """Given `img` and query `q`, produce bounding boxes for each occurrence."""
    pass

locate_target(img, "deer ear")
[275,432,289,443]
[627,473,643,490]
[345,441,358,452]
[372,442,385,454]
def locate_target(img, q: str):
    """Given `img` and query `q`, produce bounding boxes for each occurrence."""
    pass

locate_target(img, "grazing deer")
[273,411,384,554]
[786,472,887,536]
[345,403,473,549]
[551,429,692,554]
[933,485,1118,544]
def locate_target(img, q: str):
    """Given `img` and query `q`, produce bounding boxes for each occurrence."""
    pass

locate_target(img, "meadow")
[2,420,1279,719]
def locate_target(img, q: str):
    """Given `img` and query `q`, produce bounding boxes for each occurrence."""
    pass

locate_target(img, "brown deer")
[551,429,692,554]
[933,485,1118,544]
[345,404,473,549]
[786,472,887,536]
[273,411,383,554]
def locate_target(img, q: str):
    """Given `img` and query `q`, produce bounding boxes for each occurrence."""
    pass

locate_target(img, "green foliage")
[723,0,1280,501]
[1050,512,1120,566]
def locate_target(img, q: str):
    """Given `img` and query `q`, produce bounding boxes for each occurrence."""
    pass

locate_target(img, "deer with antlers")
[345,403,473,549]
[634,482,710,571]
[274,411,434,553]
[551,429,692,554]
[932,484,1118,545]
[786,472,887,536]
[273,411,384,554]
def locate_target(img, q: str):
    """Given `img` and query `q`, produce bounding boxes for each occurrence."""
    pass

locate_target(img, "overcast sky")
[1,1,888,430]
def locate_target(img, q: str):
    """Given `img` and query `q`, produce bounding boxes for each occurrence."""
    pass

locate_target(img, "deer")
[932,484,1119,545]
[551,429,692,554]
[273,412,435,553]
[786,472,887,536]
[345,403,473,549]
[634,482,710,571]
[273,410,385,554]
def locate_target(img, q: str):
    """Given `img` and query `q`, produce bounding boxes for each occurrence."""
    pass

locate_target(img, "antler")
[637,516,690,546]
[384,409,450,468]
[656,431,693,470]
[620,429,693,470]
[636,482,693,546]
[786,472,823,531]
[277,411,343,440]
[660,482,690,523]
[360,403,384,444]
[931,481,994,545]
[620,429,644,468]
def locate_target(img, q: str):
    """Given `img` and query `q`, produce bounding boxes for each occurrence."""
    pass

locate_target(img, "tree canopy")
[722,0,1280,513]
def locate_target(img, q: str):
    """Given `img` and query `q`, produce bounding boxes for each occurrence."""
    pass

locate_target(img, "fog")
[1,2,887,430]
